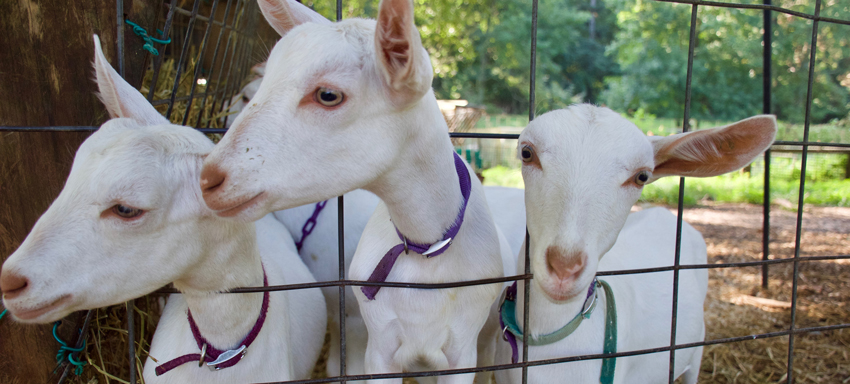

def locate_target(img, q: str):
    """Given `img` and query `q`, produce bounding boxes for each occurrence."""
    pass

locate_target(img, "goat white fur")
[219,57,527,384]
[198,0,515,382]
[494,104,777,383]
[0,35,326,384]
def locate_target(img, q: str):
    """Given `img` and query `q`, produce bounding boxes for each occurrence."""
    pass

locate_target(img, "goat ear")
[648,115,777,181]
[258,0,331,37]
[375,0,433,105]
[92,35,168,127]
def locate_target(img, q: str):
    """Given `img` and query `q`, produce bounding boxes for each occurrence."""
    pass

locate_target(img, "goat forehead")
[70,127,204,205]
[268,20,375,80]
[523,106,652,171]
[72,148,164,204]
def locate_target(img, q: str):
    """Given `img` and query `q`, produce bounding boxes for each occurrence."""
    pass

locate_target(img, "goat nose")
[545,246,587,281]
[200,164,227,195]
[0,270,29,299]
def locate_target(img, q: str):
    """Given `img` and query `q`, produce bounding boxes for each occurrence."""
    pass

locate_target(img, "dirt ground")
[663,202,850,384]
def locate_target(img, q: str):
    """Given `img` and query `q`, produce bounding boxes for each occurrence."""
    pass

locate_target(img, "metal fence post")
[787,0,822,381]
[669,5,699,382]
[761,0,773,289]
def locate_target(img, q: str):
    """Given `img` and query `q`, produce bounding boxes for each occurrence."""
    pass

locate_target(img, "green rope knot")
[125,19,171,56]
[52,321,87,376]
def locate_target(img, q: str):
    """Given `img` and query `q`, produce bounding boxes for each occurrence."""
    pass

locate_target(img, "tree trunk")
[0,1,157,382]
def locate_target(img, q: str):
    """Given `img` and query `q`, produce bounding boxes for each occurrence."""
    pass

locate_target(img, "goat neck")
[172,217,265,349]
[366,95,464,244]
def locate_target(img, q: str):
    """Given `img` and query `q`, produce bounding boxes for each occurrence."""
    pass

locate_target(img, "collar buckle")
[206,345,247,371]
[581,281,600,319]
[422,237,452,256]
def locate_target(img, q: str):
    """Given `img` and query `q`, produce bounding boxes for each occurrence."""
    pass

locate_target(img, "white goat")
[198,0,513,382]
[218,50,527,384]
[494,105,777,383]
[0,35,326,384]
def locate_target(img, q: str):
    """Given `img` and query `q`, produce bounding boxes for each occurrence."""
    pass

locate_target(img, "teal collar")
[499,278,618,384]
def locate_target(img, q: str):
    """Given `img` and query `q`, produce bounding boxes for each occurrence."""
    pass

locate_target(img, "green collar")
[500,278,618,384]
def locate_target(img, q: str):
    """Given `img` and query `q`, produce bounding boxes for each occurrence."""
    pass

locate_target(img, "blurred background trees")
[307,0,848,125]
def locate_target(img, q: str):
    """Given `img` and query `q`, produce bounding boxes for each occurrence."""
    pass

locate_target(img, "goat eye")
[241,95,250,103]
[520,146,534,162]
[112,204,144,219]
[634,170,651,186]
[315,87,344,107]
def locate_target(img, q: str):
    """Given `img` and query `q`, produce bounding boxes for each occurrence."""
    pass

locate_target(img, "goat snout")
[0,270,29,299]
[545,246,586,281]
[200,164,227,195]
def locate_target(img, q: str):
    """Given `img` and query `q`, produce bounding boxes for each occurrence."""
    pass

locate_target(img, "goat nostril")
[200,165,227,194]
[545,246,587,281]
[0,272,29,298]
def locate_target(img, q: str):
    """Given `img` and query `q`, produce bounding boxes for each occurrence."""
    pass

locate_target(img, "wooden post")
[0,1,156,382]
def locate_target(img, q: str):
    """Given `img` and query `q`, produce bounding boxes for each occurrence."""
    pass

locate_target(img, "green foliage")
[602,0,850,124]
[301,0,848,127]
[305,0,619,113]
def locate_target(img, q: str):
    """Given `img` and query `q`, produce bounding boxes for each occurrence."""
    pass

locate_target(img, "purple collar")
[360,151,472,300]
[155,268,270,375]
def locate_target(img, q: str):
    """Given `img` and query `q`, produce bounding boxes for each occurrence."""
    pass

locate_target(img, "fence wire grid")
[0,0,848,383]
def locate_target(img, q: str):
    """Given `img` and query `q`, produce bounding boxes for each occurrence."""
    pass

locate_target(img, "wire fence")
[1,0,848,383]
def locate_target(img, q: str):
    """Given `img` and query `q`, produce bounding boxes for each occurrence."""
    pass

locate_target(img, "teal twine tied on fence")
[52,321,87,376]
[125,19,171,56]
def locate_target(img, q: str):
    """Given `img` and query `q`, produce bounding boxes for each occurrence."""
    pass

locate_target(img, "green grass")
[481,166,850,207]
[640,174,850,207]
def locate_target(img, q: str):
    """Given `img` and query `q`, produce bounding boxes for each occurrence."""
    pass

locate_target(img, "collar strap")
[360,151,472,300]
[499,278,617,383]
[155,267,270,375]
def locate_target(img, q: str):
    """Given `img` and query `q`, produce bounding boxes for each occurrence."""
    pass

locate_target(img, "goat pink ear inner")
[375,0,432,102]
[377,2,412,82]
[652,115,777,179]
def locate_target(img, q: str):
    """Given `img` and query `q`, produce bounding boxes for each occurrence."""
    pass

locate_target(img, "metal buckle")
[198,343,207,367]
[502,325,510,341]
[206,345,247,371]
[581,286,598,319]
[403,237,409,255]
[422,237,452,256]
